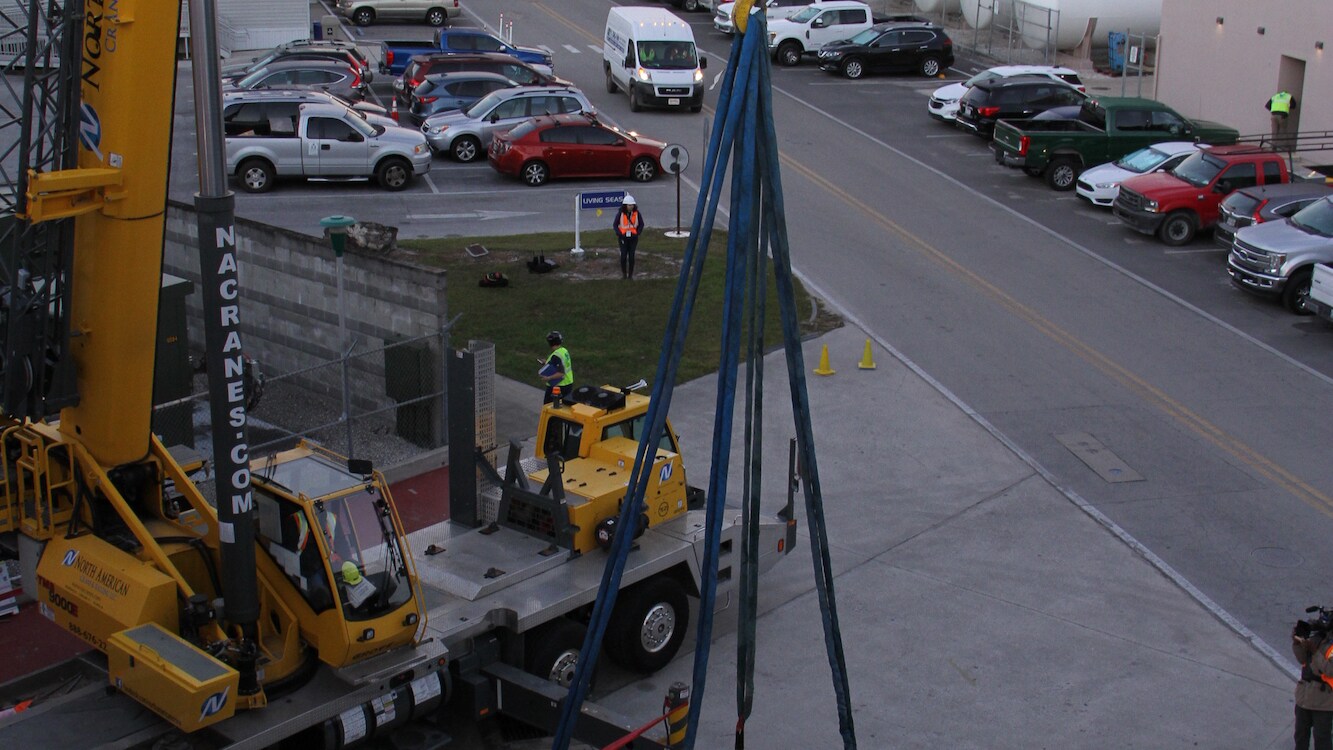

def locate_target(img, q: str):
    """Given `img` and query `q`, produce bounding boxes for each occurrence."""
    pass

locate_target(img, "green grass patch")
[396,229,843,388]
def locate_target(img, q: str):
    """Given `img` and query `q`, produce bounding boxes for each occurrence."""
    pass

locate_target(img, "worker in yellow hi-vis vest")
[1266,89,1297,150]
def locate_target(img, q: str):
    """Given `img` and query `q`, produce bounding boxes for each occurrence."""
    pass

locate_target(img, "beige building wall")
[1157,0,1330,143]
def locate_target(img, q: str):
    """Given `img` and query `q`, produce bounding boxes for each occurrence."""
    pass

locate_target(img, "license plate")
[668,98,680,106]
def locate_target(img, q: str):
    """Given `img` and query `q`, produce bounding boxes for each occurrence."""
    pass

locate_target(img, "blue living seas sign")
[580,190,627,210]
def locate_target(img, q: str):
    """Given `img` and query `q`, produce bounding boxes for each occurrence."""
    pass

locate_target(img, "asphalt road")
[169,0,1333,683]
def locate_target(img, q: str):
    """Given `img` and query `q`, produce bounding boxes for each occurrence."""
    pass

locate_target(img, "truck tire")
[376,157,412,191]
[1043,157,1079,191]
[237,158,275,193]
[425,7,447,26]
[777,41,802,67]
[450,135,482,162]
[681,0,701,10]
[605,576,689,674]
[1157,210,1197,246]
[352,7,374,26]
[919,55,942,77]
[841,58,865,80]
[1283,267,1315,315]
[521,160,549,186]
[525,618,587,687]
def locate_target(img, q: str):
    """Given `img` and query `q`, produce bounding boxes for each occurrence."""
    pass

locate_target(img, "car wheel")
[352,7,374,26]
[1157,210,1198,247]
[919,55,942,77]
[521,160,549,187]
[376,157,412,191]
[525,619,587,688]
[631,157,657,182]
[605,576,689,674]
[682,0,701,10]
[842,58,865,80]
[605,66,617,94]
[237,158,275,193]
[629,84,642,113]
[425,7,447,26]
[777,41,802,67]
[1043,157,1079,191]
[451,135,481,162]
[1283,267,1314,315]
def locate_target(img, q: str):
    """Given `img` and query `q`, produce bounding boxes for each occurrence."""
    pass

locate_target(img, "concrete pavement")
[486,323,1294,748]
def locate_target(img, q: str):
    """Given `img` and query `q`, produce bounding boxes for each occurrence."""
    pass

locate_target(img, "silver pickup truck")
[225,101,432,193]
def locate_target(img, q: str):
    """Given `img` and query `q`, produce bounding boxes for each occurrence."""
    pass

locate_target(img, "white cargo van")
[604,7,708,112]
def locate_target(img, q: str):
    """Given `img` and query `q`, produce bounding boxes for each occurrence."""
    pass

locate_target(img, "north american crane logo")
[62,549,79,566]
[78,102,103,161]
[199,686,230,721]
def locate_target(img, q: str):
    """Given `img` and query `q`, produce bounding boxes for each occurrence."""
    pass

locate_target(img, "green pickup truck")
[991,97,1238,191]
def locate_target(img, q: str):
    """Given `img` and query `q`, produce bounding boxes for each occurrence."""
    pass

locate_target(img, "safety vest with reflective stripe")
[618,210,640,237]
[551,346,574,387]
[297,510,336,551]
[1271,91,1293,115]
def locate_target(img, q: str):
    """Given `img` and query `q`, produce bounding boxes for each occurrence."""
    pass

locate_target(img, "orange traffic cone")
[814,344,835,376]
[390,99,399,122]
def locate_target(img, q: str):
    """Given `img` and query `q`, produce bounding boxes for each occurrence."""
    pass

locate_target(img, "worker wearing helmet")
[540,330,574,403]
[614,194,644,279]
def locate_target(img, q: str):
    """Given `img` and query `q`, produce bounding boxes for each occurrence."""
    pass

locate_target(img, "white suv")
[927,65,1085,122]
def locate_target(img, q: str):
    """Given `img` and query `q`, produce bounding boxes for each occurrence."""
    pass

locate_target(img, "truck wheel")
[841,58,865,80]
[606,576,689,674]
[629,84,642,113]
[376,157,412,191]
[631,157,657,182]
[919,55,942,77]
[425,7,447,26]
[237,158,275,193]
[1157,210,1197,246]
[450,135,481,162]
[1043,157,1079,191]
[777,41,802,67]
[521,160,549,186]
[682,0,701,10]
[1283,267,1314,315]
[605,66,617,94]
[525,619,587,687]
[352,7,374,26]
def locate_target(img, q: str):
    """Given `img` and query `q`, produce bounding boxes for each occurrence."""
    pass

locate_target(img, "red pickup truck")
[1112,145,1289,246]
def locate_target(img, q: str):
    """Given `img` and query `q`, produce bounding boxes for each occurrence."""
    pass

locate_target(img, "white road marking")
[563,44,581,54]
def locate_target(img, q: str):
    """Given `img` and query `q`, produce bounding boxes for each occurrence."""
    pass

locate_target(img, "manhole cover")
[1252,546,1303,568]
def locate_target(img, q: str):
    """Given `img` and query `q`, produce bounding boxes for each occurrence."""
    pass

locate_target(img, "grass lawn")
[396,229,843,389]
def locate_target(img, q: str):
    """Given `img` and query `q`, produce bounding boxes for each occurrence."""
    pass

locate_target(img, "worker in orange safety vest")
[1293,617,1333,750]
[613,194,644,280]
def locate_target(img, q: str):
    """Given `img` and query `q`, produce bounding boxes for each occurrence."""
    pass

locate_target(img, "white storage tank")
[961,0,1009,30]
[914,0,962,14]
[1021,0,1161,50]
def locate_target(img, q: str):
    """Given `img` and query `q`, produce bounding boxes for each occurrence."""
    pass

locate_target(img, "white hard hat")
[622,194,637,205]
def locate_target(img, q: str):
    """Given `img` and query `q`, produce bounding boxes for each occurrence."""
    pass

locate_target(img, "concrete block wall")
[162,201,448,413]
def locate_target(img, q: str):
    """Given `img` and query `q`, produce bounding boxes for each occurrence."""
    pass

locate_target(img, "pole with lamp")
[321,215,358,458]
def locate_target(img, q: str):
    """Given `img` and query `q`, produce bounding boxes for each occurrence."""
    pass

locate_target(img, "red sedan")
[488,113,665,187]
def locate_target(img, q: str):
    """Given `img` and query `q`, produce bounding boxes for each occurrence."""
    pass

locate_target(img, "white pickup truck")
[767,0,873,66]
[1307,263,1333,323]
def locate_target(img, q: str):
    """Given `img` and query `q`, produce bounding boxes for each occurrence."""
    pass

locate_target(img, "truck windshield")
[1291,198,1333,237]
[789,6,821,22]
[637,41,697,70]
[1170,152,1226,188]
[1116,146,1173,173]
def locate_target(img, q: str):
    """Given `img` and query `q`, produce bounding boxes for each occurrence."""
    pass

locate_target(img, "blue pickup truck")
[379,29,553,77]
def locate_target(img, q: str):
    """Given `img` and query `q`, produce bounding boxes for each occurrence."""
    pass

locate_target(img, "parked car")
[1075,141,1200,207]
[335,0,461,27]
[1227,196,1333,313]
[407,71,518,126]
[954,75,1084,137]
[1113,145,1290,246]
[1215,182,1333,248]
[379,29,554,77]
[220,44,373,85]
[927,64,1083,122]
[225,102,431,193]
[816,21,954,79]
[715,0,828,35]
[395,52,568,109]
[767,0,873,67]
[222,90,398,134]
[225,59,368,102]
[421,86,594,162]
[667,0,706,11]
[488,113,665,186]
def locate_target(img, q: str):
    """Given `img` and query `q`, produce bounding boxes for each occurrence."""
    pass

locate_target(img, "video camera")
[1295,605,1333,638]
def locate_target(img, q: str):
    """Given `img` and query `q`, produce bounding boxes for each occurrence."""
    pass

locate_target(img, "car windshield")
[789,6,820,22]
[637,41,697,70]
[964,70,1004,87]
[1170,152,1226,188]
[236,67,270,89]
[464,90,505,117]
[1115,146,1172,173]
[847,28,880,45]
[1221,191,1262,216]
[1291,198,1333,237]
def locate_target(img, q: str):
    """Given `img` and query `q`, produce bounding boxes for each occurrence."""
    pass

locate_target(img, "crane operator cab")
[250,442,423,667]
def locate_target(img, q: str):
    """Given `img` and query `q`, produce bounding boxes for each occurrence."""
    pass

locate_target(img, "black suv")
[954,75,1085,137]
[816,21,954,79]
[395,53,567,108]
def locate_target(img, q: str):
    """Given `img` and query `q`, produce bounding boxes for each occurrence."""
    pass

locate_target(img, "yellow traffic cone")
[858,339,877,370]
[814,344,835,376]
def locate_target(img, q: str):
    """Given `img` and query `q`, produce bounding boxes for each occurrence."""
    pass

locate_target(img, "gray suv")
[225,59,368,102]
[421,86,593,161]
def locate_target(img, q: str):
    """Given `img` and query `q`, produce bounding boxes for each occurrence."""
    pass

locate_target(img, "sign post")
[661,143,690,238]
[572,189,627,255]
